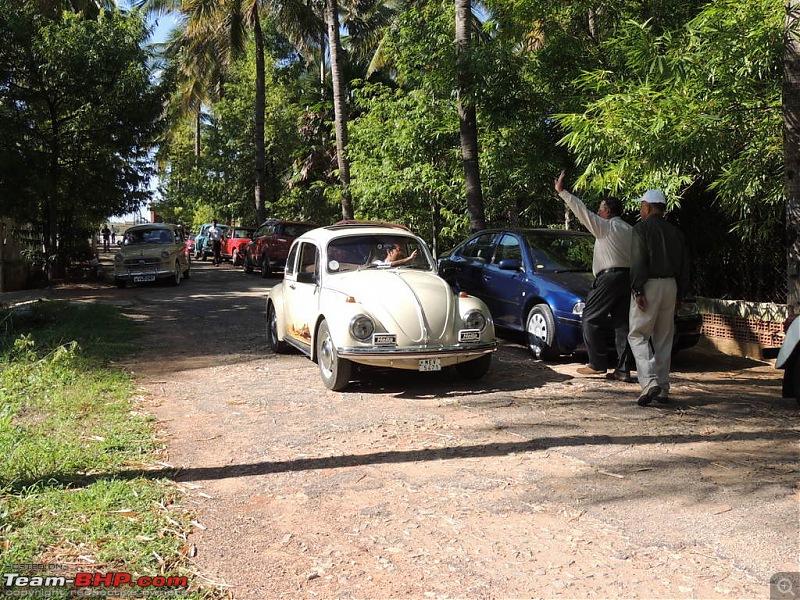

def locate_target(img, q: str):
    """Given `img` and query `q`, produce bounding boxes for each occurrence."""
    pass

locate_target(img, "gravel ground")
[36,260,800,599]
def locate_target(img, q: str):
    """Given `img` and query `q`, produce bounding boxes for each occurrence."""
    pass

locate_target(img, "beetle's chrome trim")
[284,335,312,357]
[338,341,496,359]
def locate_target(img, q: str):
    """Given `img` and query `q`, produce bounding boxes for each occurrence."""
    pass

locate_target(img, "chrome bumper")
[338,341,497,359]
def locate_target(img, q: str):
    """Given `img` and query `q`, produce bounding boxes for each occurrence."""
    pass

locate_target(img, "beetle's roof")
[301,224,420,245]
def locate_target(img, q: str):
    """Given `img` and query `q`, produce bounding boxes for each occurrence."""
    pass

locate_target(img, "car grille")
[124,258,161,269]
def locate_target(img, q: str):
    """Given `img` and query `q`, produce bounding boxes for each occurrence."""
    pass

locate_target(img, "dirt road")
[52,260,798,599]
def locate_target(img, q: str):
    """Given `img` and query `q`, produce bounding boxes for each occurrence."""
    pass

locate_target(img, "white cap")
[634,190,666,205]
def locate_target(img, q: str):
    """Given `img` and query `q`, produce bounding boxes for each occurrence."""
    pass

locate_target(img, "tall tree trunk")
[325,0,354,220]
[455,0,485,232]
[253,12,268,224]
[785,0,800,314]
[194,110,201,163]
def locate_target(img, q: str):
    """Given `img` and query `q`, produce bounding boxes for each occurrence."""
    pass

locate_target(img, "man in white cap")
[629,190,690,406]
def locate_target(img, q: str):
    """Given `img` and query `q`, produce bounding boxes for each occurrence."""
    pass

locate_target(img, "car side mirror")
[498,259,522,271]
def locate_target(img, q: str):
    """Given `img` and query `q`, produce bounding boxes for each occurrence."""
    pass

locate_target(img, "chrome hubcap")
[528,313,546,340]
[319,334,334,375]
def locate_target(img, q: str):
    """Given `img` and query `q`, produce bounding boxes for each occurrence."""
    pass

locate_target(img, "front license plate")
[373,333,397,346]
[418,358,441,372]
[458,329,481,342]
[133,274,156,283]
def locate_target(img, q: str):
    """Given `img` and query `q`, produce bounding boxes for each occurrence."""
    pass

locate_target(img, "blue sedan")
[438,229,593,359]
[438,228,701,360]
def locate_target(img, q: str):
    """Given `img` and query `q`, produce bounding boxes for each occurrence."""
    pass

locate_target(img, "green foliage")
[155,34,319,226]
[555,0,784,242]
[0,3,164,268]
[349,82,469,250]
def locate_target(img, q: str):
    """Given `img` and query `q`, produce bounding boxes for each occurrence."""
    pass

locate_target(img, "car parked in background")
[243,218,318,277]
[221,226,256,266]
[114,223,190,288]
[266,222,497,391]
[437,228,702,360]
[194,222,230,261]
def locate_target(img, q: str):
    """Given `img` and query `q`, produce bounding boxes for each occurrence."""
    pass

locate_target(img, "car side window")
[459,232,497,262]
[493,234,523,266]
[285,243,299,276]
[297,243,319,282]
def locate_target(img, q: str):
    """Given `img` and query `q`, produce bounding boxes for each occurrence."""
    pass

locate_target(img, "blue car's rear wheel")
[526,303,559,360]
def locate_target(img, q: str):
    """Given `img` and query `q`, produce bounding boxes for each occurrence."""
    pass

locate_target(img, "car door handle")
[289,283,296,290]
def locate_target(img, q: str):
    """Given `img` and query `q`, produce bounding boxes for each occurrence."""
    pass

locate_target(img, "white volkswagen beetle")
[266,222,497,391]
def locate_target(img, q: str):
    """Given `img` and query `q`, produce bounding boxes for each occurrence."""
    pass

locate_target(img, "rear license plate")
[418,358,441,372]
[459,329,481,342]
[133,275,156,283]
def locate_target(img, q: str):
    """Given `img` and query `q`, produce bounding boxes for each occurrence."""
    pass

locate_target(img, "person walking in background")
[101,225,111,252]
[110,227,117,245]
[628,190,691,406]
[555,170,635,381]
[207,219,224,266]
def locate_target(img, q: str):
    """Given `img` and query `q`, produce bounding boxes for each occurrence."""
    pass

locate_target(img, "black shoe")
[637,385,662,406]
[606,371,638,384]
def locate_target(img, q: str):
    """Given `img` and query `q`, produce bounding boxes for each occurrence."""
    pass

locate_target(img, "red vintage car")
[221,226,256,266]
[243,219,318,277]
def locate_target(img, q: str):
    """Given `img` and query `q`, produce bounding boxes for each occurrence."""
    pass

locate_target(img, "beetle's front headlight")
[160,250,170,259]
[464,310,487,331]
[114,253,124,264]
[350,315,375,341]
[573,302,585,316]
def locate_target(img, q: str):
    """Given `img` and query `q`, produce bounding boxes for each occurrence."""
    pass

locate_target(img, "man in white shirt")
[555,171,635,381]
[207,219,224,266]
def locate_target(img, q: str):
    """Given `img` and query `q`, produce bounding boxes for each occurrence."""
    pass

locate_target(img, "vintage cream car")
[113,223,191,288]
[266,222,497,391]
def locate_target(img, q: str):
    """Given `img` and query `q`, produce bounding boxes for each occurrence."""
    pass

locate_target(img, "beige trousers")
[628,278,677,395]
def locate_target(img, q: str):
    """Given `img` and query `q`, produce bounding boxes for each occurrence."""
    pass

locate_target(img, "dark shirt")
[630,214,690,297]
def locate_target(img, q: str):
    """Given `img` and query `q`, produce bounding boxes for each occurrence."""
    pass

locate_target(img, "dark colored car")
[437,228,702,360]
[243,219,318,277]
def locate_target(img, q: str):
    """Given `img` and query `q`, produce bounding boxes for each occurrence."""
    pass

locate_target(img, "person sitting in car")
[372,243,418,268]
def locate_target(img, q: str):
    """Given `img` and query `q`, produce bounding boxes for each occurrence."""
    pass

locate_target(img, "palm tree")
[325,0,354,219]
[141,0,277,223]
[455,0,485,231]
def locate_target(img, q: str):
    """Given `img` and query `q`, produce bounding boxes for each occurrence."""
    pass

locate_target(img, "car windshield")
[522,231,593,272]
[326,235,433,273]
[232,228,254,238]
[124,229,174,245]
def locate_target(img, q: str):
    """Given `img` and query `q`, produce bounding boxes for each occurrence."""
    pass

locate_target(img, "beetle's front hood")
[326,270,456,344]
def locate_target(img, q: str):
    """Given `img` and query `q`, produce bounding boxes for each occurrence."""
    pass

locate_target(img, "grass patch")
[0,301,223,598]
